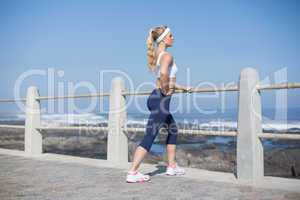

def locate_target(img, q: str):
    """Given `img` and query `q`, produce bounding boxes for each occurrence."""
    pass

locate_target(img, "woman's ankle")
[129,165,139,173]
[127,170,138,175]
[168,162,176,168]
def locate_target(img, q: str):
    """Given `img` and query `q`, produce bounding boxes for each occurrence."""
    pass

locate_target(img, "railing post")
[107,77,128,166]
[25,86,42,155]
[237,68,264,183]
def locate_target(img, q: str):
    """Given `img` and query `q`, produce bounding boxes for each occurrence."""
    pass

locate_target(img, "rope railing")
[258,132,300,140]
[122,85,239,96]
[17,125,297,140]
[36,92,110,101]
[0,125,25,129]
[0,124,298,141]
[0,87,237,102]
[36,126,109,131]
[0,98,26,103]
[125,127,238,137]
[258,82,300,90]
[0,83,299,103]
[159,130,299,139]
[125,127,300,139]
[1,124,298,140]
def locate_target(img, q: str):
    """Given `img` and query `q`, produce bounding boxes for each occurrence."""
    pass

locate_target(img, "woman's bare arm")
[159,53,193,95]
[169,79,189,90]
[168,78,193,94]
[159,53,172,95]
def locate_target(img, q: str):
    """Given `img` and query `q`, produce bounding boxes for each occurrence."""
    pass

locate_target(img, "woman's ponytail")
[146,29,156,72]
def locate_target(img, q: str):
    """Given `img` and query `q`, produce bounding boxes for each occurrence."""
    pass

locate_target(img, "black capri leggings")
[139,88,178,152]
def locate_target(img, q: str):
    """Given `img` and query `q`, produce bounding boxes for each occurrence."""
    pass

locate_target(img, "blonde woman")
[126,25,193,183]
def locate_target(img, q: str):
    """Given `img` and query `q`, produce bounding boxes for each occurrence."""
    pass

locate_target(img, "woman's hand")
[165,90,174,96]
[184,86,193,93]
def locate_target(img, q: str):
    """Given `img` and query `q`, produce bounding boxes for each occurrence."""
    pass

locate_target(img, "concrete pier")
[1,149,300,200]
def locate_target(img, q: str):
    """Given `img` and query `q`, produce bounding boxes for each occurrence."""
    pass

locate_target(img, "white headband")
[155,27,171,43]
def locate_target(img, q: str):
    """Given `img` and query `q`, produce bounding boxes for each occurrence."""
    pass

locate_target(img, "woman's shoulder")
[156,51,172,66]
[159,51,173,62]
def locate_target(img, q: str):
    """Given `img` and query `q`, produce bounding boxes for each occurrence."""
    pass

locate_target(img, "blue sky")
[0,0,299,113]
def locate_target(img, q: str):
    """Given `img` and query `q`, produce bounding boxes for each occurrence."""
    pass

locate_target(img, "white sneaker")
[126,171,151,183]
[166,163,185,176]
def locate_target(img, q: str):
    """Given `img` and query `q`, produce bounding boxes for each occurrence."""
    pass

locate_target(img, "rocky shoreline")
[0,127,299,179]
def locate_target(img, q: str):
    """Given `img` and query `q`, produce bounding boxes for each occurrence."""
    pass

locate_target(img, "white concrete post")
[25,86,42,155]
[237,68,264,183]
[107,77,128,166]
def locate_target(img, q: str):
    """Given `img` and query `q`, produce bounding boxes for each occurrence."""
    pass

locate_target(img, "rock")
[175,148,189,166]
[264,148,300,178]
[178,148,235,173]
